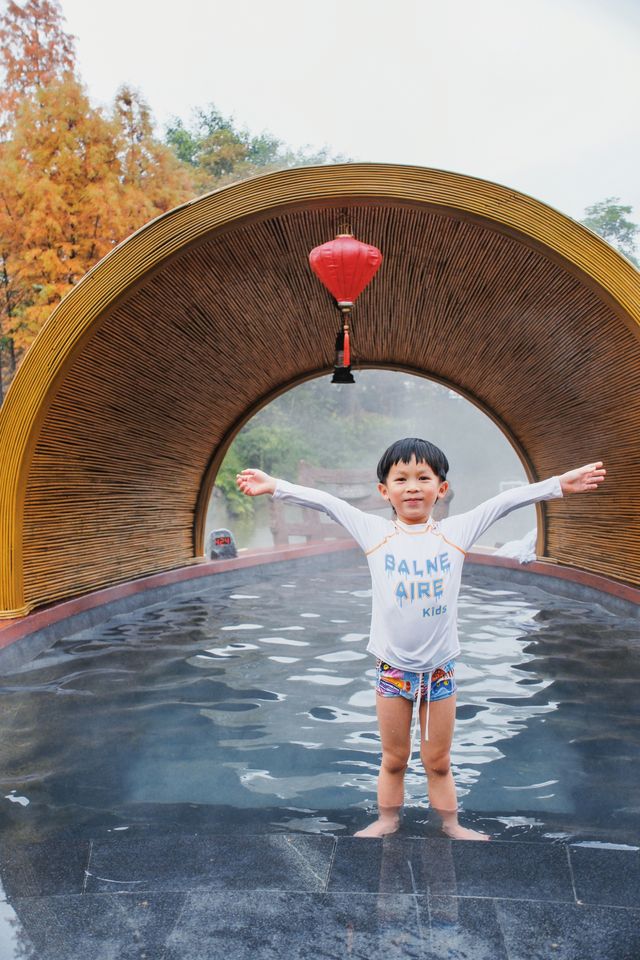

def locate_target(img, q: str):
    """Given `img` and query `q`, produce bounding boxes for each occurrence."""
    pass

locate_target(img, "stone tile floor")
[0,832,638,959]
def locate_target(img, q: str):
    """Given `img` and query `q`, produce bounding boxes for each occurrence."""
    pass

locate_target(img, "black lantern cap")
[331,366,355,384]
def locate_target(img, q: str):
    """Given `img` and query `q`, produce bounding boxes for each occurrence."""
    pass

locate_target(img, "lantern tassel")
[343,323,350,367]
[331,324,355,383]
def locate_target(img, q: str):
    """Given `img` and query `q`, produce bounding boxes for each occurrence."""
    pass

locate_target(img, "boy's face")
[377,455,449,525]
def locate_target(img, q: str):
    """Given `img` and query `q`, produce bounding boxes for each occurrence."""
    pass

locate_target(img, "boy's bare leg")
[354,694,412,837]
[419,694,490,841]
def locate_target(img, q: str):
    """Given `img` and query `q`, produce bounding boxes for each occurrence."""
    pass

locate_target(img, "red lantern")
[309,234,383,309]
[309,233,382,383]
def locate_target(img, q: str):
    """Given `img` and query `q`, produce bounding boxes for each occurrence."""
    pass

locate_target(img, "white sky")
[58,0,639,223]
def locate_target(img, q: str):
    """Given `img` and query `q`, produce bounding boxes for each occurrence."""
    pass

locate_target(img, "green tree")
[581,197,639,267]
[165,104,346,192]
[217,421,315,517]
[215,372,405,519]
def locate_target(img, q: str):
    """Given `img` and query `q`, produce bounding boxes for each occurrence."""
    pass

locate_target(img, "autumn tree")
[114,85,195,222]
[0,0,79,398]
[0,78,195,398]
[581,197,639,267]
[0,2,196,401]
[0,78,129,355]
[0,0,75,128]
[0,1,345,402]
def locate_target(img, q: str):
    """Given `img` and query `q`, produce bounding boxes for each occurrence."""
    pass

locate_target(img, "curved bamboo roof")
[0,163,639,617]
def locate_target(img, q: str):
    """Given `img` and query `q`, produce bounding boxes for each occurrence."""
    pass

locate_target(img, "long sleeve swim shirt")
[271,475,564,673]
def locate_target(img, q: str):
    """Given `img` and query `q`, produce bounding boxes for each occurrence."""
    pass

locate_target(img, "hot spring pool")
[1,553,638,847]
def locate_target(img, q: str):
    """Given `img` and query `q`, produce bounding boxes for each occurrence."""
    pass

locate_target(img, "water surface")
[1,556,638,846]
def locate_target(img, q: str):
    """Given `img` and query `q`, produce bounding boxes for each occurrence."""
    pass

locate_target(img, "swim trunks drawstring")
[411,669,433,753]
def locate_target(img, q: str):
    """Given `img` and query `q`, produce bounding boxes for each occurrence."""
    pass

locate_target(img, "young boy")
[236,439,606,840]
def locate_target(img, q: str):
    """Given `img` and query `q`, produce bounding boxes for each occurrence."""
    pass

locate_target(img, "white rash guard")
[271,475,564,744]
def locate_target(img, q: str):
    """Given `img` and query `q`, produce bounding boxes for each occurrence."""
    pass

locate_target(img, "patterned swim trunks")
[375,658,457,702]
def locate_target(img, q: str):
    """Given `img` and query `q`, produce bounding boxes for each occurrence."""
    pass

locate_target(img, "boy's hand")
[559,462,606,495]
[236,468,276,497]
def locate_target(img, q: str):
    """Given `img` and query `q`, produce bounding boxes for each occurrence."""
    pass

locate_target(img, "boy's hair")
[376,437,449,486]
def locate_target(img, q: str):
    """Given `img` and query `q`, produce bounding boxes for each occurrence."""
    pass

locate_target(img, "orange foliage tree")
[0,0,195,401]
[114,85,195,224]
[0,0,75,127]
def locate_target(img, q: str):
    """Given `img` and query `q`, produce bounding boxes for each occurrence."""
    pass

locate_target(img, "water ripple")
[1,561,638,846]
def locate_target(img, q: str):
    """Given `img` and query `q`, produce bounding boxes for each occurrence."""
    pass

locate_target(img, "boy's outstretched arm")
[235,468,386,553]
[236,468,276,497]
[441,460,606,553]
[558,461,607,494]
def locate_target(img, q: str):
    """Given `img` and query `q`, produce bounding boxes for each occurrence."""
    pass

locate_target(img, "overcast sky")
[59,0,639,223]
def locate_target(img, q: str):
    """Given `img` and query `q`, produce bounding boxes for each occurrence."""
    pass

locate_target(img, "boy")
[236,439,606,839]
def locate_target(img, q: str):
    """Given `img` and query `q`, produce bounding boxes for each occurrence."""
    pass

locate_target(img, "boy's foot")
[442,823,491,841]
[354,816,400,838]
[432,805,491,841]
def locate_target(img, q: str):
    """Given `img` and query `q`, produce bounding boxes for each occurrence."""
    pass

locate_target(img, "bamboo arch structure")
[0,163,639,618]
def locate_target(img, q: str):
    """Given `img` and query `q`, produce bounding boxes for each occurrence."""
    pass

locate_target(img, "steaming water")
[0,555,638,846]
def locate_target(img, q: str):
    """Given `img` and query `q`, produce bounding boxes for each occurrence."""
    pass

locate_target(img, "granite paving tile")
[163,889,424,960]
[328,837,575,903]
[85,832,335,894]
[328,836,476,896]
[0,838,90,898]
[6,891,186,960]
[495,898,640,960]
[426,896,509,959]
[447,839,574,902]
[407,838,467,897]
[569,844,640,908]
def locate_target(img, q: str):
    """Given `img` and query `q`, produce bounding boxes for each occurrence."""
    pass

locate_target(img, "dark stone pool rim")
[1,832,638,960]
